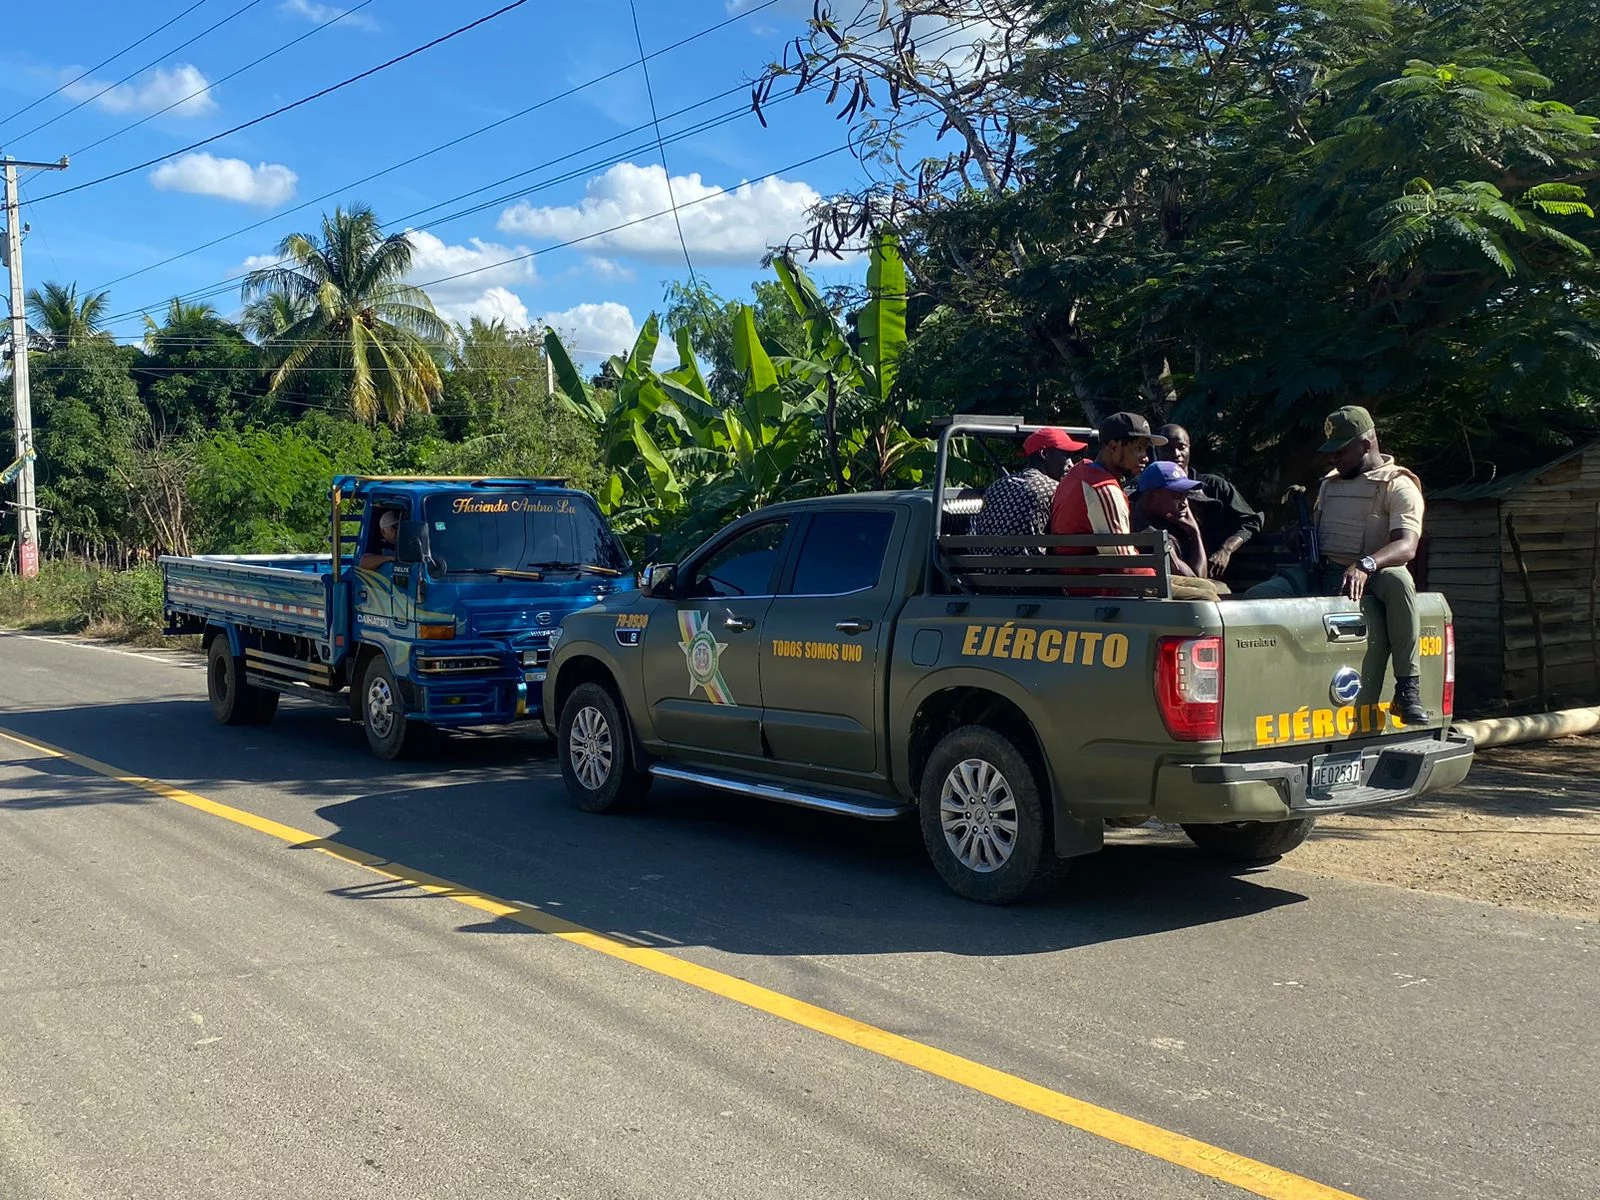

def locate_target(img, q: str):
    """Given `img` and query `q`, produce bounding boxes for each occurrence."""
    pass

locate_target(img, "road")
[0,630,1596,1200]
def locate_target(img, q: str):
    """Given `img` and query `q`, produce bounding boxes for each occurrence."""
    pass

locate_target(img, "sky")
[0,0,931,366]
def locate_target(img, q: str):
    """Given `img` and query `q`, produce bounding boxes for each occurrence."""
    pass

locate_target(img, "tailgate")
[1218,594,1452,754]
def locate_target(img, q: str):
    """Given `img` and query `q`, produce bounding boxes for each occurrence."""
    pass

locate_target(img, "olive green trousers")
[1244,563,1421,679]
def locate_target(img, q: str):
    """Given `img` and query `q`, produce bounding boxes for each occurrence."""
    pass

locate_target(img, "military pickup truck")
[163,474,631,759]
[543,417,1473,903]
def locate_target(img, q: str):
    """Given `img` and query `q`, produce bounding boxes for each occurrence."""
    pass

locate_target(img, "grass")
[0,561,194,647]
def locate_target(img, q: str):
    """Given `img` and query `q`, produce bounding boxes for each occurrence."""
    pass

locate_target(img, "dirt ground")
[1139,738,1600,923]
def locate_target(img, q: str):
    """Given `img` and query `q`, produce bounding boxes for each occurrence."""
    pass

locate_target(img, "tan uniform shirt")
[1315,456,1424,565]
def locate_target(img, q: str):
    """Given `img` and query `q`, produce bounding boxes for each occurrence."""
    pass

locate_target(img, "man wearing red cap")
[971,426,1087,556]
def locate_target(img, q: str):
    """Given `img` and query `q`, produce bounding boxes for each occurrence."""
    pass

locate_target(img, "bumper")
[1153,731,1476,824]
[409,670,547,726]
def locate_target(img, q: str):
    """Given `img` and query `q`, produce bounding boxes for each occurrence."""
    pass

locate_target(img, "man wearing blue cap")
[1245,405,1429,724]
[1131,459,1209,578]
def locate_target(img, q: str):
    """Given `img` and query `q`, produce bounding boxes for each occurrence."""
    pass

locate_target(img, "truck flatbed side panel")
[160,555,330,641]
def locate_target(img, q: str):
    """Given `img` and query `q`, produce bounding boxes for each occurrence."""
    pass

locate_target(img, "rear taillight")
[1442,623,1456,717]
[1155,635,1223,741]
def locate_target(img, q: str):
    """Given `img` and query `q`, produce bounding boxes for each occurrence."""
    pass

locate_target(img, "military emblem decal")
[678,611,734,704]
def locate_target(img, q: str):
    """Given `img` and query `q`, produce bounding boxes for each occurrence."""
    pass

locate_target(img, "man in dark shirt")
[972,426,1087,555]
[1156,424,1262,579]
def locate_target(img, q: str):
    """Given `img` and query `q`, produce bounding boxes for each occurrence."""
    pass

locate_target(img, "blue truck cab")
[161,474,634,758]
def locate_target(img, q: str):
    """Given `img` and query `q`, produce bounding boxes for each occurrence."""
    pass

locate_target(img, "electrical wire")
[81,0,785,298]
[0,0,216,131]
[629,0,698,294]
[68,0,380,159]
[27,0,531,204]
[8,0,268,145]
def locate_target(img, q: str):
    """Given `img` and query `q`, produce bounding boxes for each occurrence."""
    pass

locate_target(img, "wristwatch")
[1357,555,1378,575]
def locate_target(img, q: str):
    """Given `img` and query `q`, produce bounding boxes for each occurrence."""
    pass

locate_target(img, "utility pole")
[2,152,68,578]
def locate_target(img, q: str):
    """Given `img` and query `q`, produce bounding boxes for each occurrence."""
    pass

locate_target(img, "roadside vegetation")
[2,0,1596,634]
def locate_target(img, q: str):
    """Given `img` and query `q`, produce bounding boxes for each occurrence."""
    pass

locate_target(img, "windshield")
[423,492,629,574]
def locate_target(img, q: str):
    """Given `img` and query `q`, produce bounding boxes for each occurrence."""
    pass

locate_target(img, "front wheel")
[360,655,416,760]
[918,725,1069,904]
[1181,817,1316,863]
[558,683,650,813]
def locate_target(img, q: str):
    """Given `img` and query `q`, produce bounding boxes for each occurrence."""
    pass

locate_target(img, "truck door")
[353,496,414,637]
[639,515,792,760]
[759,507,902,777]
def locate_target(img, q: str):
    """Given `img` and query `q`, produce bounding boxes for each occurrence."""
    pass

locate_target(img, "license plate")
[1310,751,1363,792]
[526,669,547,684]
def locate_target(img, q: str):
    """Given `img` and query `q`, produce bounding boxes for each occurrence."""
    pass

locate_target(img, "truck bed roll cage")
[929,414,1174,597]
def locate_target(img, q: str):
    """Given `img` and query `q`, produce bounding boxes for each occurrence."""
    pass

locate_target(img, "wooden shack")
[1423,443,1600,711]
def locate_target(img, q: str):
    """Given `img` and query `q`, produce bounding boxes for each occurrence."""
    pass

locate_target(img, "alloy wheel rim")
[570,705,613,791]
[367,677,396,738]
[940,757,1019,873]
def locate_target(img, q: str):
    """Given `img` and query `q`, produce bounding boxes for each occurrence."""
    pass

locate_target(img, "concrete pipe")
[1452,707,1600,749]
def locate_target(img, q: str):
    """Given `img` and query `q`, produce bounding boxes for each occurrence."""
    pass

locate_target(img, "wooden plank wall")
[1423,499,1503,705]
[1498,450,1600,707]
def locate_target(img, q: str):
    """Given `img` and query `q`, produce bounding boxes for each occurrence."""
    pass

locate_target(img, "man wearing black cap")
[1049,412,1164,576]
[972,426,1087,556]
[1245,405,1430,724]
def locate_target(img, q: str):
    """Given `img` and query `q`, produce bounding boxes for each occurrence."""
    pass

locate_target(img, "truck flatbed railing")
[929,414,1173,597]
[940,532,1173,596]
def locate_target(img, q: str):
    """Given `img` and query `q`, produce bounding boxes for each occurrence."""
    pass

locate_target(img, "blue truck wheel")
[360,655,415,760]
[207,638,279,727]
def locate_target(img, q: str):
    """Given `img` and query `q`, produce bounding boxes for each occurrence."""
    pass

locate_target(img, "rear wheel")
[360,655,415,760]
[207,637,277,726]
[558,683,650,813]
[918,725,1069,904]
[1181,818,1316,863]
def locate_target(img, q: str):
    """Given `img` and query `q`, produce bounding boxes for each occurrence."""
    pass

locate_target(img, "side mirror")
[643,532,663,561]
[640,562,677,598]
[395,519,427,566]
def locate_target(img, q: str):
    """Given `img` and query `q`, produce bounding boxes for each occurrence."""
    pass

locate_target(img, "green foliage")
[25,281,110,349]
[0,560,164,635]
[188,426,340,553]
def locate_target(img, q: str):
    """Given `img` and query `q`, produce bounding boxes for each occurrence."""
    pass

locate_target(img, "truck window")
[685,519,788,598]
[787,511,894,596]
[423,492,628,574]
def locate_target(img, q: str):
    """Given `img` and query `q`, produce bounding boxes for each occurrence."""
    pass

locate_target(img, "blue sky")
[0,0,902,364]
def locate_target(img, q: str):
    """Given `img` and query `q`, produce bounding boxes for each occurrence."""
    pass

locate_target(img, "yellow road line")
[0,724,1361,1200]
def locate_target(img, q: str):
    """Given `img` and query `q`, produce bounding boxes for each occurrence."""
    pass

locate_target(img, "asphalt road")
[1,631,1596,1200]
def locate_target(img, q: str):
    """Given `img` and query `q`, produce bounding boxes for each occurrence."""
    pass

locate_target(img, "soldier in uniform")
[1245,406,1430,724]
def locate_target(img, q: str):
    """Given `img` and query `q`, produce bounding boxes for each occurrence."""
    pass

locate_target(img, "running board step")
[648,764,911,821]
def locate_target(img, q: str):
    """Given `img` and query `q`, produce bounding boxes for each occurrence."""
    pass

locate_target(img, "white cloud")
[279,0,378,30]
[498,162,821,267]
[582,256,635,283]
[150,154,298,206]
[435,286,531,329]
[539,302,639,361]
[63,64,216,117]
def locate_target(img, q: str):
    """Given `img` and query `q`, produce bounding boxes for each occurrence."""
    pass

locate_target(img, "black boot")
[1392,676,1430,726]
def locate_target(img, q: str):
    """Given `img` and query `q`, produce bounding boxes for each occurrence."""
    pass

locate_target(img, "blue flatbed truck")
[161,474,634,758]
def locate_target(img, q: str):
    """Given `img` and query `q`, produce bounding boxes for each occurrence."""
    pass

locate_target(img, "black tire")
[359,655,415,760]
[558,682,650,814]
[207,637,277,726]
[918,724,1070,904]
[1181,817,1316,863]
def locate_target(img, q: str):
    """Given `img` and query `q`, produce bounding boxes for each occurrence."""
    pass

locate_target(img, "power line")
[629,0,698,294]
[82,0,784,299]
[8,0,268,146]
[68,0,380,159]
[29,0,532,204]
[0,0,216,132]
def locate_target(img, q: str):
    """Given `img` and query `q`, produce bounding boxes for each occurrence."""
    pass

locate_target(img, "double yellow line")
[0,725,1361,1200]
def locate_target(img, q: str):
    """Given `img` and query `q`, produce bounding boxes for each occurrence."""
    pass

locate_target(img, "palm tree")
[241,205,450,426]
[239,291,311,346]
[142,297,221,352]
[25,281,111,349]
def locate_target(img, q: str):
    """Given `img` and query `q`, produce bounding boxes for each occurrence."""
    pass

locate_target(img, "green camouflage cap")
[1318,405,1375,454]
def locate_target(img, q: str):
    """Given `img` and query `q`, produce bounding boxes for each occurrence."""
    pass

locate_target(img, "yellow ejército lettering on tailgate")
[1254,703,1405,746]
[770,638,865,664]
[960,623,1129,669]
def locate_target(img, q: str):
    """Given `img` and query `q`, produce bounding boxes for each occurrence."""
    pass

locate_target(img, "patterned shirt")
[972,467,1058,556]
